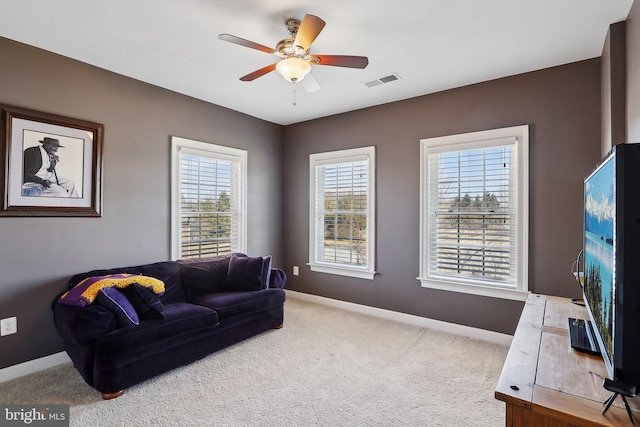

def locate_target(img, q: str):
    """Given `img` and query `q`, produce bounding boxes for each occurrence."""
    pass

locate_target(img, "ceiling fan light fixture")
[220,14,368,86]
[276,57,311,82]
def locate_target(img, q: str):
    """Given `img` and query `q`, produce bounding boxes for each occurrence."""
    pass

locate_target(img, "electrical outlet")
[293,266,299,276]
[1,317,17,336]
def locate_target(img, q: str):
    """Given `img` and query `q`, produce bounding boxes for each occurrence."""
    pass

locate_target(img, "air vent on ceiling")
[363,73,402,88]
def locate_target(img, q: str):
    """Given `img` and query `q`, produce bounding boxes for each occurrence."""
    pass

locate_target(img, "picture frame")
[0,105,103,217]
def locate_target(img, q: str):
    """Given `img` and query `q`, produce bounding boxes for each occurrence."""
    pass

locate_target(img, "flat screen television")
[578,143,640,392]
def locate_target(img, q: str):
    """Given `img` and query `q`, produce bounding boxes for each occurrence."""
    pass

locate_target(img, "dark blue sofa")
[52,253,286,399]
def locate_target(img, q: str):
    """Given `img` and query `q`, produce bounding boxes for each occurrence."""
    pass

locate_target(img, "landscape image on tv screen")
[584,156,615,362]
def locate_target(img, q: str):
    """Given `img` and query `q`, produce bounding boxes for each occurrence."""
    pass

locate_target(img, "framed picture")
[0,105,103,217]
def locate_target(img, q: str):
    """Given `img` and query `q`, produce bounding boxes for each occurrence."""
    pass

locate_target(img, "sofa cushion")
[74,305,117,344]
[94,303,218,359]
[137,262,185,305]
[121,284,165,320]
[191,288,285,321]
[179,255,231,300]
[96,287,139,327]
[225,255,272,291]
[178,254,235,267]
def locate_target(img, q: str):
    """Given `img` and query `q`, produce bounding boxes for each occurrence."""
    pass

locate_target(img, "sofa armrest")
[269,268,287,289]
[51,295,98,386]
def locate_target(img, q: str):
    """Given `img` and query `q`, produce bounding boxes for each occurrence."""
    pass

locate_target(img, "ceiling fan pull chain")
[293,82,297,107]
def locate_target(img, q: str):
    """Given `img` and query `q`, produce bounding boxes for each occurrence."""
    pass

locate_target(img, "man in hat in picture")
[22,136,78,197]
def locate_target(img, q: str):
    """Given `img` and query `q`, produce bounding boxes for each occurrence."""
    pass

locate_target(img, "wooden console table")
[495,294,640,426]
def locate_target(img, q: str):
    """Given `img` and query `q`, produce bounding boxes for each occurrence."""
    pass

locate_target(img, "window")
[171,136,246,260]
[419,126,529,300]
[309,147,376,279]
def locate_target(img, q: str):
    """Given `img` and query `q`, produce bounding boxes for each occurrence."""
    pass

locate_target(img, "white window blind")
[419,126,529,300]
[171,137,246,260]
[427,142,517,285]
[309,147,376,280]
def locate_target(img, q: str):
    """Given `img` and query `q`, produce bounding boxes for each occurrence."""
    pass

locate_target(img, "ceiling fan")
[219,14,369,88]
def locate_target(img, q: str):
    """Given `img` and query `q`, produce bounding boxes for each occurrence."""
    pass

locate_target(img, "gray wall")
[282,60,602,335]
[601,21,627,154]
[629,0,640,143]
[0,37,283,369]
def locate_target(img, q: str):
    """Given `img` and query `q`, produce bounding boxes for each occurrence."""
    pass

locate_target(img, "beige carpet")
[0,297,509,426]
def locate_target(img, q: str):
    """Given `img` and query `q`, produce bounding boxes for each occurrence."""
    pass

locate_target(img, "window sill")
[308,263,376,280]
[417,277,529,301]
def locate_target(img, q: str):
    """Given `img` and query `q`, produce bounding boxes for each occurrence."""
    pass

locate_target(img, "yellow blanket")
[58,273,165,307]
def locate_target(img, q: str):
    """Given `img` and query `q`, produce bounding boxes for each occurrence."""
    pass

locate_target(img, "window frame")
[418,126,529,301]
[308,146,376,280]
[170,136,247,260]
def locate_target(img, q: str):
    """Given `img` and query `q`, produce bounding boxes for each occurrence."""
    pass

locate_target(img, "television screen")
[580,143,640,393]
[583,152,615,375]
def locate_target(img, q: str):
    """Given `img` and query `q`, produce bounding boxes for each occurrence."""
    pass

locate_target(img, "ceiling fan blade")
[240,63,277,81]
[293,14,326,52]
[219,33,275,54]
[310,55,369,69]
[302,72,321,93]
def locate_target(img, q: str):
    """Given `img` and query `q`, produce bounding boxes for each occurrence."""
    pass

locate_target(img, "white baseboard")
[0,351,70,384]
[286,290,513,347]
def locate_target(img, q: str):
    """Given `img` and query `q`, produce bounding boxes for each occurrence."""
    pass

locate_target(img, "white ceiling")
[0,0,634,125]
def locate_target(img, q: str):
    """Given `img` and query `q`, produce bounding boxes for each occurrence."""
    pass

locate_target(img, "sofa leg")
[101,390,124,400]
[274,324,284,329]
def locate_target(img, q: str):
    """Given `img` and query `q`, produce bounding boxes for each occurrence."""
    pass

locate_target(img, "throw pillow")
[225,255,272,291]
[96,287,139,327]
[261,255,272,290]
[268,268,287,289]
[121,283,165,320]
[74,305,117,343]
